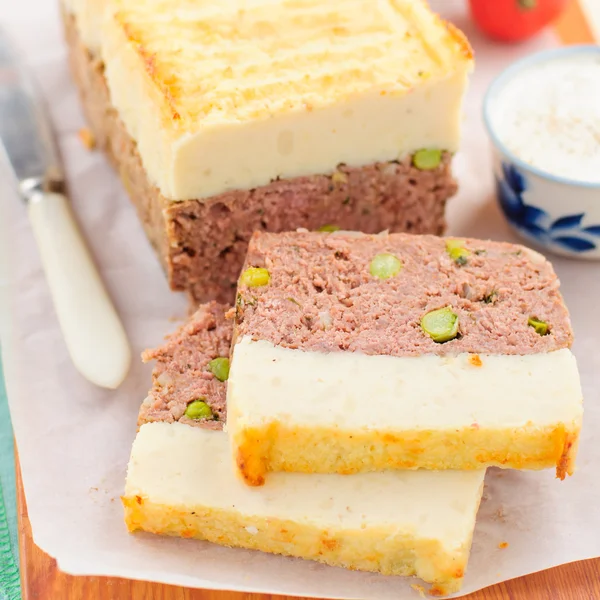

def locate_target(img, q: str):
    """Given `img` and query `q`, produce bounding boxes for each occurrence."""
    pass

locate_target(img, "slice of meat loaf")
[228,231,583,485]
[124,302,485,596]
[63,9,462,305]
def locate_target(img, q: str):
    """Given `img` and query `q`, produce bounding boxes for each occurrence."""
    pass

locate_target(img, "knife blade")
[0,29,131,390]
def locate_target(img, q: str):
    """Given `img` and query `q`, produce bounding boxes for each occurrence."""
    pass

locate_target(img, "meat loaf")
[124,302,486,596]
[227,231,583,485]
[138,301,230,430]
[63,10,462,305]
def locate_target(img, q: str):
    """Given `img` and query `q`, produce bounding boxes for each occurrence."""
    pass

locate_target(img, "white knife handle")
[27,192,131,389]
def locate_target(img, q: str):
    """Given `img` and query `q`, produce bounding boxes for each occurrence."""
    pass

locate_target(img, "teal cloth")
[0,360,21,600]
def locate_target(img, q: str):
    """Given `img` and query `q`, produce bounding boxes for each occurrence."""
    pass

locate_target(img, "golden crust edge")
[106,0,474,131]
[122,495,469,595]
[234,422,582,484]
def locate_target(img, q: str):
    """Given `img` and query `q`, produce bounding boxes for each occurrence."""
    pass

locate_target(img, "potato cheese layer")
[124,422,485,595]
[229,339,582,484]
[100,0,473,199]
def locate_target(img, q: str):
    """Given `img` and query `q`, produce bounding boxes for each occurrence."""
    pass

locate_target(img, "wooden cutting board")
[16,2,597,599]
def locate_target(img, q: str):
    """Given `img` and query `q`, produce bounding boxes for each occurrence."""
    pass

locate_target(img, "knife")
[0,30,131,389]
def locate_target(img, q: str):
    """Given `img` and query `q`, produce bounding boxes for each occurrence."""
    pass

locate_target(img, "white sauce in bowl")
[490,53,600,185]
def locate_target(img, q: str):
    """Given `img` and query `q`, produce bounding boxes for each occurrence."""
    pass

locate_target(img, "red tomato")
[468,0,569,42]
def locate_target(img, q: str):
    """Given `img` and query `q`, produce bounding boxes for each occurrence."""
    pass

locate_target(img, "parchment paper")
[1,1,599,598]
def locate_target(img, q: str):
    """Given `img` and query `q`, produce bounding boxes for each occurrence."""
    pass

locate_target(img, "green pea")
[413,148,442,170]
[445,239,470,266]
[240,267,270,287]
[528,317,549,336]
[421,307,459,343]
[208,357,230,381]
[369,253,403,279]
[184,399,213,420]
[317,224,340,233]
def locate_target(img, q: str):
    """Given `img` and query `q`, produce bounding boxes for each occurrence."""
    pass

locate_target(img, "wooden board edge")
[555,0,596,44]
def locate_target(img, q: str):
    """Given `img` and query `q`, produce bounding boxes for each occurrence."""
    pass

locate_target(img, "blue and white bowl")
[483,46,600,259]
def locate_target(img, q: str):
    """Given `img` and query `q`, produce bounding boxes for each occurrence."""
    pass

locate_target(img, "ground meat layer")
[235,231,573,356]
[139,302,231,429]
[64,12,457,306]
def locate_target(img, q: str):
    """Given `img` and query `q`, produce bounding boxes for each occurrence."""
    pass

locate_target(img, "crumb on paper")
[411,583,426,597]
[78,127,96,150]
[498,541,509,549]
[89,487,98,492]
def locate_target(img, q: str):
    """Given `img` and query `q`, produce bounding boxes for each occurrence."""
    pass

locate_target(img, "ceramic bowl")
[483,45,600,259]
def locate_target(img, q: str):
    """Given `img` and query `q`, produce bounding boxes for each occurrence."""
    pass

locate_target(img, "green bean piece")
[421,307,459,343]
[184,399,213,420]
[528,317,549,336]
[317,224,340,233]
[240,267,270,287]
[413,148,442,170]
[445,239,470,266]
[369,253,403,279]
[208,357,230,382]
